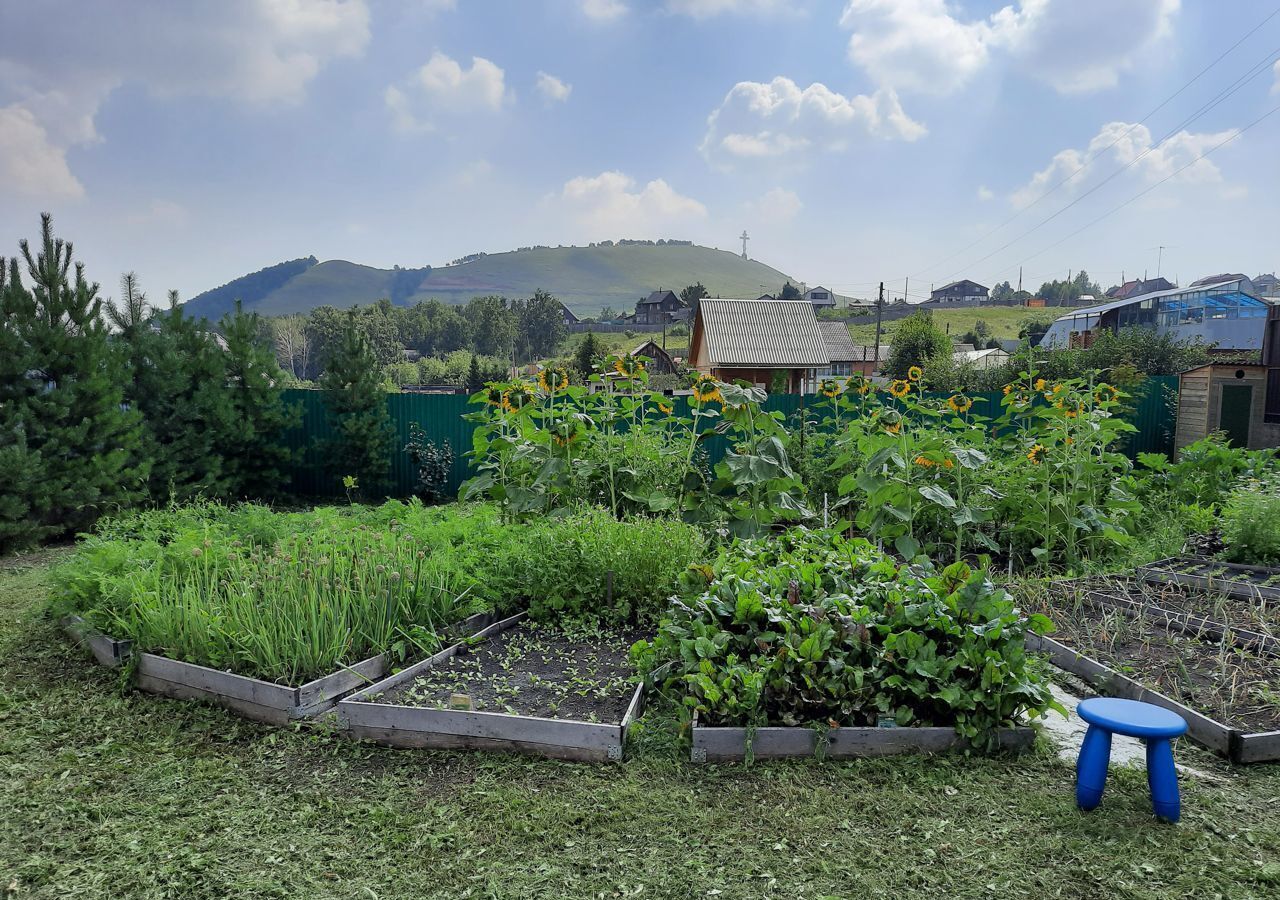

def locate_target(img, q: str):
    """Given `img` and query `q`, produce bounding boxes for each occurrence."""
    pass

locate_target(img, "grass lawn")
[845,306,1060,344]
[3,554,1279,899]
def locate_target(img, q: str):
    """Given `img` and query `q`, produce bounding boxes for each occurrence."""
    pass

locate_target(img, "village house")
[689,298,829,393]
[628,339,677,374]
[633,289,685,326]
[930,280,989,304]
[804,285,836,311]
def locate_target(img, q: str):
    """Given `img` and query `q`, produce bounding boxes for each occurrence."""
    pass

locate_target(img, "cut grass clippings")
[2,557,1280,899]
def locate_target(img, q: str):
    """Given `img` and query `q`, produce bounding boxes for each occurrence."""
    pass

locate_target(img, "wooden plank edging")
[60,615,132,668]
[1024,632,1279,762]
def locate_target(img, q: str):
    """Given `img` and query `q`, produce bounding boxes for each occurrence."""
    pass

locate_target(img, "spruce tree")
[219,301,300,499]
[465,353,484,393]
[574,332,600,380]
[109,278,237,502]
[0,214,148,546]
[319,313,393,496]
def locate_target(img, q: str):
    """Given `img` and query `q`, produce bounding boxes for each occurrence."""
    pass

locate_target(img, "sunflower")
[1027,443,1046,464]
[907,365,923,383]
[1094,383,1119,404]
[483,386,506,408]
[499,389,515,412]
[914,455,935,468]
[691,375,723,404]
[506,382,535,410]
[1002,384,1013,396]
[549,418,585,447]
[942,457,955,468]
[538,366,570,393]
[819,378,842,398]
[1034,378,1047,391]
[885,420,902,435]
[947,394,973,414]
[612,355,645,379]
[656,399,674,415]
[888,379,911,399]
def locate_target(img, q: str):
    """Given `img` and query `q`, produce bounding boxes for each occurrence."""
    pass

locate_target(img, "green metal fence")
[279,375,1178,499]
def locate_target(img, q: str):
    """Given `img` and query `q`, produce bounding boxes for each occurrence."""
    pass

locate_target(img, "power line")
[933,41,1280,284]
[1009,101,1280,272]
[910,5,1280,279]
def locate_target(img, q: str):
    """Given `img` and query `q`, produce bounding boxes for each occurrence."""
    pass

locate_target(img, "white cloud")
[581,0,627,20]
[701,77,924,165]
[840,0,1178,96]
[0,104,84,199]
[557,171,707,234]
[1011,121,1238,209]
[746,187,802,223]
[977,185,994,201]
[536,72,572,103]
[664,0,794,17]
[0,0,370,198]
[386,53,509,132]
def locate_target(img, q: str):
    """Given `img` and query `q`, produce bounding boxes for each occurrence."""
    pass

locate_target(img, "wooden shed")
[1175,364,1276,451]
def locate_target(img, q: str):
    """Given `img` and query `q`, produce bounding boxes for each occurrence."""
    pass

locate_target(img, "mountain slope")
[184,243,799,318]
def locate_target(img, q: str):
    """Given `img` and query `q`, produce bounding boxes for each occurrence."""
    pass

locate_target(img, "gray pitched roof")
[696,298,830,368]
[846,344,892,361]
[638,289,680,306]
[818,321,859,361]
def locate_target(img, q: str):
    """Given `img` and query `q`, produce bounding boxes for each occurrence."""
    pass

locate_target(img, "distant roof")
[952,342,976,354]
[846,344,892,361]
[695,299,829,368]
[638,289,680,306]
[955,347,1008,361]
[818,321,859,361]
[934,279,988,293]
[1053,279,1251,321]
[1190,273,1248,288]
[630,339,674,364]
[1106,277,1175,299]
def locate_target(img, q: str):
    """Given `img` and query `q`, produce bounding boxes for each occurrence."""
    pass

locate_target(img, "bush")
[515,508,706,625]
[633,529,1060,743]
[1221,476,1280,566]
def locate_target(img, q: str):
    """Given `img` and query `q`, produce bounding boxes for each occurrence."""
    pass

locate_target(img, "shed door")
[1219,384,1252,448]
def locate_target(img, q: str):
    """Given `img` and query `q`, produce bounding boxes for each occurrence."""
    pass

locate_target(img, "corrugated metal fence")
[279,375,1177,498]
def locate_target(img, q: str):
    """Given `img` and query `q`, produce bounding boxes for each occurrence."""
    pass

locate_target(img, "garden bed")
[60,615,132,668]
[1051,576,1280,657]
[1028,589,1280,763]
[1137,556,1280,603]
[130,610,504,726]
[689,713,1035,763]
[338,614,645,762]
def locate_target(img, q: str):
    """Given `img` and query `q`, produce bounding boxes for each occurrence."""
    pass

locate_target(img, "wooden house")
[688,298,829,394]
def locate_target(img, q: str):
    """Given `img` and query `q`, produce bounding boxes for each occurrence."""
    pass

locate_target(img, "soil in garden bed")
[1145,556,1280,588]
[1031,592,1280,734]
[372,622,644,723]
[1058,576,1280,644]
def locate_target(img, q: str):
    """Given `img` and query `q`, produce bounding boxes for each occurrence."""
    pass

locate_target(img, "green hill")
[184,243,799,318]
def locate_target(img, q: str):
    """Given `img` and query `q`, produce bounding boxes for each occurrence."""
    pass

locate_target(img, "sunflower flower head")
[1027,443,1046,464]
[819,378,841,398]
[1094,383,1120,405]
[914,455,934,468]
[1034,378,1047,391]
[538,366,570,393]
[907,365,923,383]
[484,385,506,408]
[947,394,973,414]
[888,379,911,399]
[1002,384,1013,396]
[691,375,723,405]
[506,382,535,410]
[657,399,673,415]
[612,355,645,379]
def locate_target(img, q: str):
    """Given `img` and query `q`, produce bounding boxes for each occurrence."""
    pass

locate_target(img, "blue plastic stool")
[1076,698,1188,822]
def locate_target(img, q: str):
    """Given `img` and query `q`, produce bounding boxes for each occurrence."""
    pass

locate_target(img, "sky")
[1,0,1278,304]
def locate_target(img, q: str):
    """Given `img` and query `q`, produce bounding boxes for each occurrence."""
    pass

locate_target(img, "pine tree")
[219,301,300,499]
[109,277,237,502]
[319,313,393,496]
[574,332,599,380]
[0,214,148,546]
[465,353,484,393]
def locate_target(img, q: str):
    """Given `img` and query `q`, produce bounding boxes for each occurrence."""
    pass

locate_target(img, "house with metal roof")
[628,339,677,374]
[689,298,830,393]
[633,289,685,326]
[804,285,837,310]
[930,280,989,304]
[1039,277,1271,352]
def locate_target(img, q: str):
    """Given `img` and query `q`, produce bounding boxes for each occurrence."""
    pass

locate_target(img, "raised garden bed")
[125,610,502,726]
[338,614,645,762]
[1051,576,1280,657]
[1028,589,1280,763]
[689,712,1035,763]
[1137,555,1280,603]
[61,615,132,668]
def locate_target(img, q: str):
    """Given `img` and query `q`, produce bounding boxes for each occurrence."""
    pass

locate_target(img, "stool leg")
[1146,738,1180,823]
[1076,725,1112,811]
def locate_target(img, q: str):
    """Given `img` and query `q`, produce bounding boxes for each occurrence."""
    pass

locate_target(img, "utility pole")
[1017,266,1022,295]
[1157,245,1165,278]
[739,231,749,260]
[904,276,909,305]
[873,282,885,370]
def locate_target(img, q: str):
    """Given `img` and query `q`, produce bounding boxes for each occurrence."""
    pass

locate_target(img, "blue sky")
[1,0,1277,303]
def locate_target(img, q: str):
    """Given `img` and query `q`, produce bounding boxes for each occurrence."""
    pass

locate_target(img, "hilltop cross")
[740,230,749,260]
